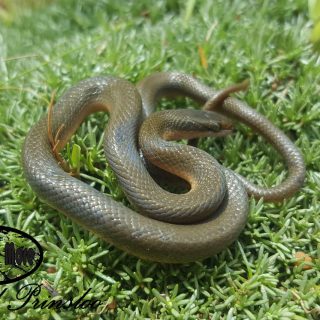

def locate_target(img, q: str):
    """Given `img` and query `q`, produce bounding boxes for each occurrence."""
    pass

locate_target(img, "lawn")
[0,0,319,319]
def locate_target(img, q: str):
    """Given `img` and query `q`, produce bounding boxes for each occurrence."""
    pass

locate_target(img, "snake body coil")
[22,72,305,263]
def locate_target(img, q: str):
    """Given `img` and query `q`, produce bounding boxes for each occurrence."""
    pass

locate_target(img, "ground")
[0,0,319,319]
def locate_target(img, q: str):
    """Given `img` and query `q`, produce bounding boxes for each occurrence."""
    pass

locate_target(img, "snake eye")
[220,121,233,130]
[207,121,220,132]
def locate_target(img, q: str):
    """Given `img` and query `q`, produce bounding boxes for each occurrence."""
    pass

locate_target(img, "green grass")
[0,0,319,319]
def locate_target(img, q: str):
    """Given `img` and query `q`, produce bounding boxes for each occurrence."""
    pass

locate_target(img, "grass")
[0,0,319,319]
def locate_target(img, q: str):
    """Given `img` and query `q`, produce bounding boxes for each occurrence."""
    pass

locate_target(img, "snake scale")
[22,72,305,263]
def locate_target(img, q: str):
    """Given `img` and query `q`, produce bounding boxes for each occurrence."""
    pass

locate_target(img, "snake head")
[161,109,233,141]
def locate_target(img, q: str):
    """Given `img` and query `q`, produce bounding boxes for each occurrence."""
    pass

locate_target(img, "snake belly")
[22,73,305,263]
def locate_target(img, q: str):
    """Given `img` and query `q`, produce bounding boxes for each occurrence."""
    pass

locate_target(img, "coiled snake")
[22,72,305,263]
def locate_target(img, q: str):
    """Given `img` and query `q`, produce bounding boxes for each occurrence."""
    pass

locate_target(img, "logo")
[0,226,43,284]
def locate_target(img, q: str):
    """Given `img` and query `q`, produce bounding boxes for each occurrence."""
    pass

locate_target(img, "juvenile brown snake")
[22,72,305,263]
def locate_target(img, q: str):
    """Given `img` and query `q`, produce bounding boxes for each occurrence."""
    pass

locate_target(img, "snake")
[22,72,305,263]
